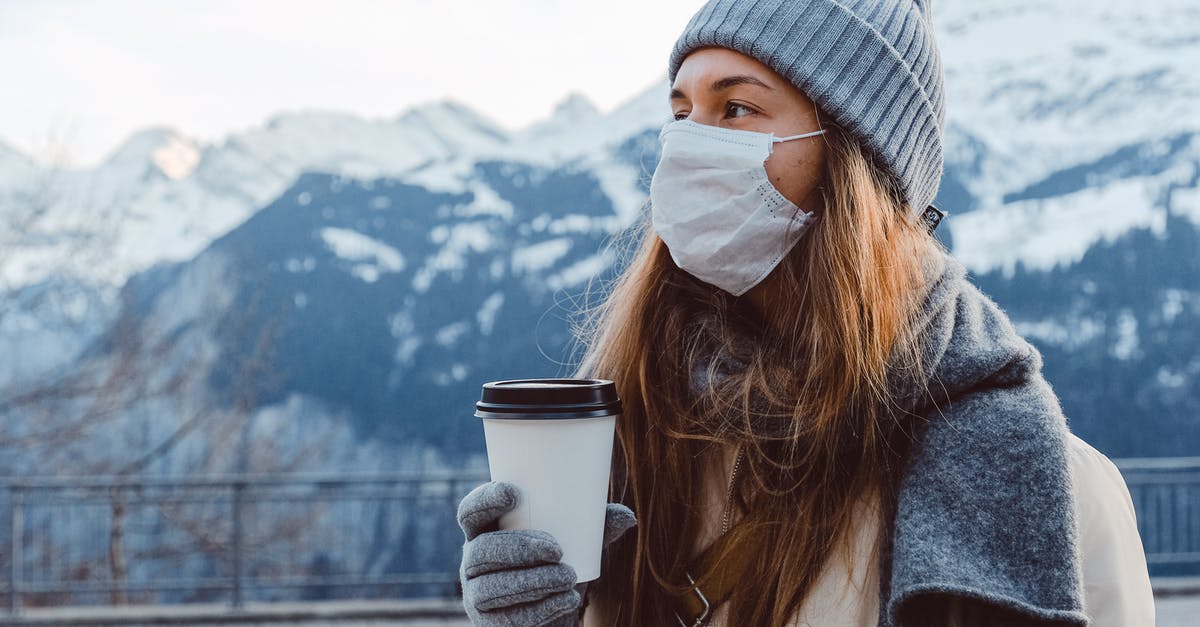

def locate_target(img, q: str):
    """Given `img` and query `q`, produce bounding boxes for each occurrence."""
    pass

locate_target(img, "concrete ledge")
[0,599,468,626]
[1155,577,1200,598]
[6,589,1200,626]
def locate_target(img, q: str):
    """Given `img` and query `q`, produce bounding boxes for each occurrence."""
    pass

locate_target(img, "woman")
[457,1,1155,625]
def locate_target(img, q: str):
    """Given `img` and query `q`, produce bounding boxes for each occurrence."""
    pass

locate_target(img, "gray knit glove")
[457,481,636,626]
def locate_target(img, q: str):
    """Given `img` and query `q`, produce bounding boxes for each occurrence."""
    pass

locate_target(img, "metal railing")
[1115,456,1200,574]
[1,470,489,615]
[1,457,1198,617]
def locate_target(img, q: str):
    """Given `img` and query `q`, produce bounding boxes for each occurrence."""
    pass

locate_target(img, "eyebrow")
[669,75,775,100]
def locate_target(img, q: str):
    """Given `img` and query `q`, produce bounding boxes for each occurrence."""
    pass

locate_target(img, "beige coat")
[583,432,1155,626]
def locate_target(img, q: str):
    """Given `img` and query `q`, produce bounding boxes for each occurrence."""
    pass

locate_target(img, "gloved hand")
[457,481,636,626]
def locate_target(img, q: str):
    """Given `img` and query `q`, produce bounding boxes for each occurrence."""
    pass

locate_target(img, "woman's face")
[669,47,828,211]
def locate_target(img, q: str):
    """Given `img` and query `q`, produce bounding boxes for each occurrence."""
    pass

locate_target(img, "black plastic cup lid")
[475,378,621,420]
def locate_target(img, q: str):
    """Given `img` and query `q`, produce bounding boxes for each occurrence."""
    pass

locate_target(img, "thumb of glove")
[602,503,636,546]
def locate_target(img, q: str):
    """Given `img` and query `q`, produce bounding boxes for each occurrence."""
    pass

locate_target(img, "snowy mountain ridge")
[2,0,1196,290]
[0,82,666,291]
[1,0,1197,411]
[936,0,1200,275]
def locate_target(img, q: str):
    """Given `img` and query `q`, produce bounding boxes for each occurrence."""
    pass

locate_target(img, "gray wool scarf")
[875,250,1088,626]
[685,249,1089,626]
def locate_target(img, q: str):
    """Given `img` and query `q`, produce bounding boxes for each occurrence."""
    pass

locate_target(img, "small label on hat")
[922,205,945,234]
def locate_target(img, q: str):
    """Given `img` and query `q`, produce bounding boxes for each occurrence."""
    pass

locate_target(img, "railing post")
[231,481,245,611]
[449,477,464,599]
[8,486,23,616]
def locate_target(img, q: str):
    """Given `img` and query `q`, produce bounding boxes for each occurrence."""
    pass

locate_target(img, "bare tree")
[0,131,350,609]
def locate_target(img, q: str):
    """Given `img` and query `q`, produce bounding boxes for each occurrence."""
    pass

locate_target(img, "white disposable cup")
[476,379,620,582]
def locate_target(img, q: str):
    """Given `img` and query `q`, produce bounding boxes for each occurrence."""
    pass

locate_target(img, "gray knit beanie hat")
[668,0,946,213]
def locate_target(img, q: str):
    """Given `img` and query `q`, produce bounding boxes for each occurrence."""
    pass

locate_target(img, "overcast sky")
[0,0,707,167]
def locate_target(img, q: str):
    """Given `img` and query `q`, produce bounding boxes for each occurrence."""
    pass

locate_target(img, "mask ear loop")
[773,129,827,142]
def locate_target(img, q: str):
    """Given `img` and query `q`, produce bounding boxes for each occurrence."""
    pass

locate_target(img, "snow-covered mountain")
[0,85,669,294]
[1,0,1197,472]
[938,0,1200,275]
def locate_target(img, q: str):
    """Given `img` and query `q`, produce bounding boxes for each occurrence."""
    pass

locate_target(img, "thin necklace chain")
[720,445,745,536]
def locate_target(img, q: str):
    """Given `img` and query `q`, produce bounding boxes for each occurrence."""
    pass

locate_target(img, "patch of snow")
[518,92,601,141]
[149,252,237,337]
[546,250,614,292]
[1173,184,1200,224]
[435,321,470,347]
[586,157,649,228]
[0,140,39,187]
[388,309,422,369]
[547,215,603,235]
[1014,316,1105,350]
[1162,289,1188,322]
[319,227,405,273]
[1155,366,1187,388]
[351,265,380,283]
[394,337,421,367]
[285,257,317,273]
[496,80,670,166]
[0,284,115,386]
[455,181,515,219]
[152,134,201,180]
[397,100,510,155]
[412,223,494,293]
[1110,309,1140,360]
[512,239,572,274]
[488,258,505,281]
[433,363,470,386]
[476,292,504,336]
[949,179,1164,276]
[387,311,414,339]
[398,157,473,194]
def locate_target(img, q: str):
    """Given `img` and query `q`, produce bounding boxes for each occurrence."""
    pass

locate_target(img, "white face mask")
[649,119,826,296]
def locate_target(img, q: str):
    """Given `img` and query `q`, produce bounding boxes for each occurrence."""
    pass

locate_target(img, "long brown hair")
[576,121,945,625]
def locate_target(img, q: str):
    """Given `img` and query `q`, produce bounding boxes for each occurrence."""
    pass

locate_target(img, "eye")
[726,102,757,119]
[672,111,690,121]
